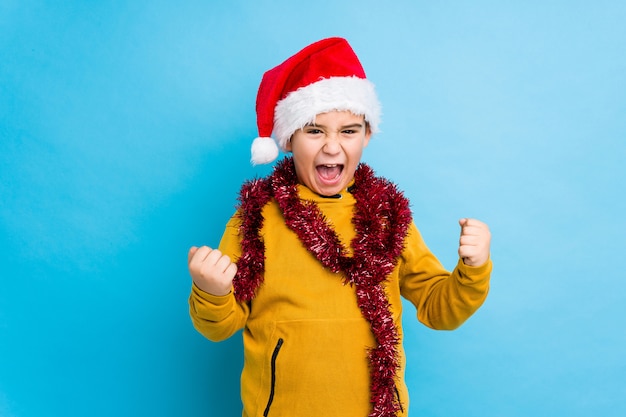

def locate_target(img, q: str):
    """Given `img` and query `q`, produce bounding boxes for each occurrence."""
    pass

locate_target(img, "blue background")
[2,1,625,416]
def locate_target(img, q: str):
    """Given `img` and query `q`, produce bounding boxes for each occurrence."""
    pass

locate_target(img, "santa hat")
[251,37,381,165]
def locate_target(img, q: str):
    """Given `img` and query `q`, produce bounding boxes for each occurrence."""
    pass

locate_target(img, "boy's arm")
[188,215,249,341]
[399,221,492,330]
[188,284,249,342]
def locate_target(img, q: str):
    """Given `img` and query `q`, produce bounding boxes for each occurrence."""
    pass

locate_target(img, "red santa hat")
[251,37,381,165]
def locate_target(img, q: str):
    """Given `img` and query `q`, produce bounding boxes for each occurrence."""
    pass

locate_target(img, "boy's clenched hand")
[458,218,491,267]
[188,246,237,296]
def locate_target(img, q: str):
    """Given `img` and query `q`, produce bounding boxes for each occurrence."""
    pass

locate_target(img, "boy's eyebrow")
[305,122,365,129]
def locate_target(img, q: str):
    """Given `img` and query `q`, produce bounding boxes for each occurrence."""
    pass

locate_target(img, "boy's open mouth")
[316,164,344,181]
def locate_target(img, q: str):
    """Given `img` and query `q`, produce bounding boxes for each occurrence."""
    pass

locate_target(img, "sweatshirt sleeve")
[188,284,250,341]
[399,222,491,330]
[188,214,250,342]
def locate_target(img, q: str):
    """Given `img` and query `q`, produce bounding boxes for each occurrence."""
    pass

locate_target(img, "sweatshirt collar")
[296,180,356,201]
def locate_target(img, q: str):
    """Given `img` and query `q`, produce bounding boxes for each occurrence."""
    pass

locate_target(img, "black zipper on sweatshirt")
[395,386,404,413]
[263,338,284,417]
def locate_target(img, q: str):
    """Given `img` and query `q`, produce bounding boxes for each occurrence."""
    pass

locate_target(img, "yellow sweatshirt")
[189,184,491,417]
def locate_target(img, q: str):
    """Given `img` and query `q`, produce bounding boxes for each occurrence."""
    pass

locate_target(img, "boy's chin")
[314,182,347,196]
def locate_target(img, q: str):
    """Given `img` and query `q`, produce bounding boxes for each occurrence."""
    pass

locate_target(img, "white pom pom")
[250,136,279,165]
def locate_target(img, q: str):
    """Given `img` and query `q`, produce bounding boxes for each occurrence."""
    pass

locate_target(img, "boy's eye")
[305,128,323,135]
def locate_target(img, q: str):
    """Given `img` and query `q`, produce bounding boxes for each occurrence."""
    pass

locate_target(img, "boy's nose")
[322,134,341,154]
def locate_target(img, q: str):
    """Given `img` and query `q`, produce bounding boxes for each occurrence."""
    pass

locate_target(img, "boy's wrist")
[192,282,233,304]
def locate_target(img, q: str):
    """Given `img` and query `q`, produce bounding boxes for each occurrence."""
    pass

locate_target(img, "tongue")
[317,165,341,180]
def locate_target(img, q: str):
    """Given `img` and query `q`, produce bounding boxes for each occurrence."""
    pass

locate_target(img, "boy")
[188,37,491,417]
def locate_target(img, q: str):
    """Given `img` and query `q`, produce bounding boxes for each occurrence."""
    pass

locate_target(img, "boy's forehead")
[310,111,366,124]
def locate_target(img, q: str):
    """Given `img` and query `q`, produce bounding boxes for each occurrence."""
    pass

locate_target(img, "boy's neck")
[298,182,356,199]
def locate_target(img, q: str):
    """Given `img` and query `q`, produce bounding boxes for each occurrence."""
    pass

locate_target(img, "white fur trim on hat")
[250,136,280,165]
[273,76,381,151]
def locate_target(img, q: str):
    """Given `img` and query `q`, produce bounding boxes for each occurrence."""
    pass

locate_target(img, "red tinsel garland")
[233,157,412,417]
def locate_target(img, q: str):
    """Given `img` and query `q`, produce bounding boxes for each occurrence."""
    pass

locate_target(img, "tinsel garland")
[233,157,412,417]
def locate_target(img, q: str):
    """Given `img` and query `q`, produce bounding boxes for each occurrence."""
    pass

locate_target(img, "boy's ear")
[284,137,293,152]
[363,125,372,148]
